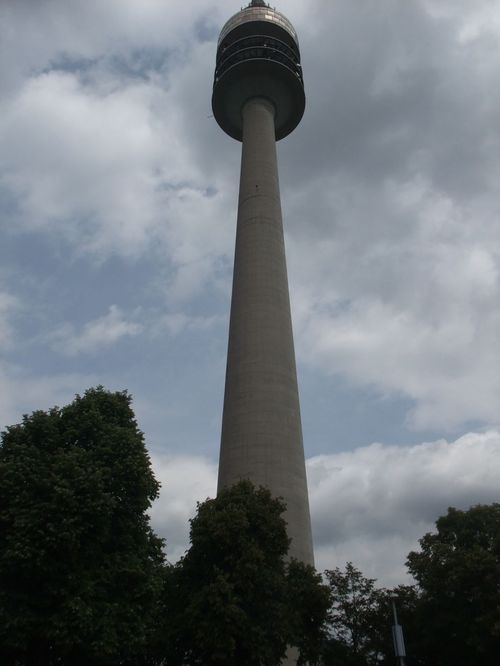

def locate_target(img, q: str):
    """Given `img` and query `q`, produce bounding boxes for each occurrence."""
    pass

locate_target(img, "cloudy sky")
[1,0,500,586]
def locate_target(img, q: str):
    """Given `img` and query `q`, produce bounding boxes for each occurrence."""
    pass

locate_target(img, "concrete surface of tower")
[213,0,314,566]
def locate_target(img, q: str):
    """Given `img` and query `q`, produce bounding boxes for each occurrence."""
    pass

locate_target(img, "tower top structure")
[212,1,305,141]
[218,3,299,47]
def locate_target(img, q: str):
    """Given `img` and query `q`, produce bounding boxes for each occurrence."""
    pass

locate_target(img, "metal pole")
[391,597,407,666]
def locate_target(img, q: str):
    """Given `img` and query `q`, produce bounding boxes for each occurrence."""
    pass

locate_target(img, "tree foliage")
[161,480,329,666]
[0,387,165,665]
[407,503,500,665]
[322,563,428,666]
[320,504,500,666]
[286,559,330,665]
[0,390,330,665]
[13,389,500,665]
[323,563,387,665]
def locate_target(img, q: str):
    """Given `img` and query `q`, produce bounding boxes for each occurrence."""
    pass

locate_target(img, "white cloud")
[149,453,217,562]
[0,363,96,430]
[47,306,225,356]
[1,2,499,434]
[281,0,500,432]
[0,0,233,94]
[290,172,500,431]
[50,305,143,355]
[149,432,500,587]
[0,70,171,256]
[0,37,236,301]
[308,430,500,586]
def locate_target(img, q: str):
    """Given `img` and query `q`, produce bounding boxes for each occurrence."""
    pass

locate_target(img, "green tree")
[407,503,500,665]
[161,480,329,666]
[0,387,165,666]
[324,563,384,664]
[323,565,423,666]
[286,559,330,666]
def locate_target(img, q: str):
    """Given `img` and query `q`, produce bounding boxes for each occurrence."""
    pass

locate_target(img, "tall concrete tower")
[213,1,313,566]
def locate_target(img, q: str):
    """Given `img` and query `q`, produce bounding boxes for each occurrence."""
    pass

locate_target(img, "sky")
[1,0,500,587]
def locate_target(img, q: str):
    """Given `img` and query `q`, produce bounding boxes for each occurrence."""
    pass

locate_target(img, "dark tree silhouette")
[161,480,329,666]
[407,503,500,665]
[0,387,165,665]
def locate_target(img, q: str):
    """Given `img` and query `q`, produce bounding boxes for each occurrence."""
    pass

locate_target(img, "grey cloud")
[0,0,228,93]
[148,431,500,586]
[274,1,500,431]
[283,0,499,197]
[308,430,500,584]
[0,0,499,511]
[0,287,19,351]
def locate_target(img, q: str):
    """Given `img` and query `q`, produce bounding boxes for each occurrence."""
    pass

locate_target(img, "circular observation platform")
[212,2,305,141]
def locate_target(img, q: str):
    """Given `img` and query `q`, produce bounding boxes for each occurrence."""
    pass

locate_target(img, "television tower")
[213,1,313,565]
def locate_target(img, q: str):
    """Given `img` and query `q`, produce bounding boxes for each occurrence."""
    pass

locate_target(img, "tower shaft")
[218,98,313,565]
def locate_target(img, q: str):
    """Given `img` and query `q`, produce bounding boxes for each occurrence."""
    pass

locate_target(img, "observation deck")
[212,1,305,141]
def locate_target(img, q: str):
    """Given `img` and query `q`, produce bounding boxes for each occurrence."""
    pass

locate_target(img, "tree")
[0,387,165,665]
[323,565,424,666]
[407,503,500,665]
[161,480,329,665]
[286,559,331,666]
[324,563,385,664]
